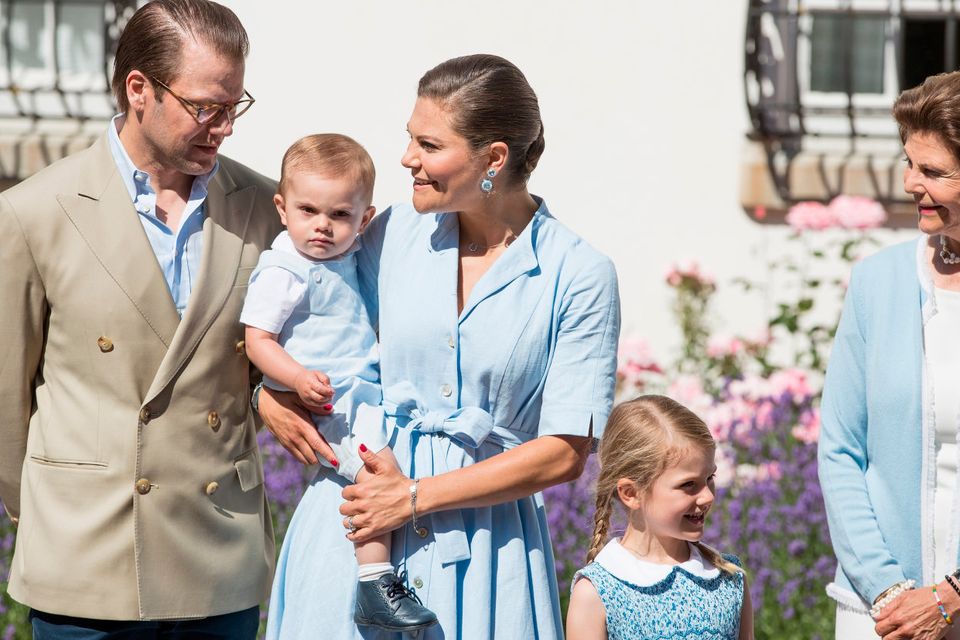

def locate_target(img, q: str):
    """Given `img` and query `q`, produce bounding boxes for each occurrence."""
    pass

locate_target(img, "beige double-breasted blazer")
[0,132,282,620]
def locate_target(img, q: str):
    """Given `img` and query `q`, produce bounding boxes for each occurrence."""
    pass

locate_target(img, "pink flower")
[667,375,712,414]
[829,195,887,230]
[617,337,663,390]
[707,334,745,359]
[792,408,821,444]
[664,260,715,289]
[786,201,837,231]
[714,444,735,488]
[769,369,813,403]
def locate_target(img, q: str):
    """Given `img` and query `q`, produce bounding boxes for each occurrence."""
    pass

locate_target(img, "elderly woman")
[820,71,960,640]
[258,54,620,639]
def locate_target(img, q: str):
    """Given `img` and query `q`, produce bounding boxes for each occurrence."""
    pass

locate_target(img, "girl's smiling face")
[633,444,717,546]
[903,131,960,240]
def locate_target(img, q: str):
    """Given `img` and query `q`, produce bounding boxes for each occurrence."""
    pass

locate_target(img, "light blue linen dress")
[266,198,620,639]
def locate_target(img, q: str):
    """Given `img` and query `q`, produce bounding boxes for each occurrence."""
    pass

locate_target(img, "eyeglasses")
[150,77,255,125]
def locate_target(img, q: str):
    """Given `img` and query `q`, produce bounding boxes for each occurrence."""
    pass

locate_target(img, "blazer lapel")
[144,165,256,404]
[58,135,180,347]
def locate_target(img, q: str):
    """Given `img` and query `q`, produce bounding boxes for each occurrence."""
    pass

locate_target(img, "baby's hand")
[294,370,334,409]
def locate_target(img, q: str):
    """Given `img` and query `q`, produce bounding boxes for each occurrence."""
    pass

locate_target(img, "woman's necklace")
[464,234,516,253]
[941,235,960,265]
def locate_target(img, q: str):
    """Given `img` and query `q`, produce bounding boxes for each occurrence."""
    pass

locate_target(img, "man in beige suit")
[0,1,291,636]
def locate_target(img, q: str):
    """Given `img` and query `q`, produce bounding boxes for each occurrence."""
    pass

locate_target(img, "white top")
[592,538,720,586]
[239,230,359,334]
[928,286,960,579]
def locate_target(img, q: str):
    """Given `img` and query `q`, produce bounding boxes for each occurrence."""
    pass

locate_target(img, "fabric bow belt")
[383,382,533,565]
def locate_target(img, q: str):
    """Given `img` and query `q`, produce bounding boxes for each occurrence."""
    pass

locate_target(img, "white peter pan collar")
[594,538,720,587]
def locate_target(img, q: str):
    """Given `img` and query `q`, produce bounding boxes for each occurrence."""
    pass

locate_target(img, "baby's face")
[275,171,374,261]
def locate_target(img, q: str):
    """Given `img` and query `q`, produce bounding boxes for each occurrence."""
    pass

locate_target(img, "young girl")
[566,395,753,640]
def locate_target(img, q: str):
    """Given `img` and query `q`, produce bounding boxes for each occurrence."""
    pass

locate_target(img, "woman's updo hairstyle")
[418,54,545,185]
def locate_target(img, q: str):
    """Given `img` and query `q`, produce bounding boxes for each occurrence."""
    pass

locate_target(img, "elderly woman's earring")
[480,168,497,193]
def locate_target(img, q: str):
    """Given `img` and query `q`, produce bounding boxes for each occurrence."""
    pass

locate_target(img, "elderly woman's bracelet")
[409,479,428,539]
[870,580,916,618]
[934,586,954,625]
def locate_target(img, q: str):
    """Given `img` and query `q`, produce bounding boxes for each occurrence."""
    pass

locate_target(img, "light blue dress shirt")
[266,198,621,639]
[106,114,217,316]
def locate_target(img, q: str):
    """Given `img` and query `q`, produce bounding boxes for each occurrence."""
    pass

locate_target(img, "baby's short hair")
[278,133,375,204]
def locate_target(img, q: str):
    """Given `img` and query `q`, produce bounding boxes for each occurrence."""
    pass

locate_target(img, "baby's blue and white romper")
[265,198,620,639]
[239,230,388,483]
[574,540,745,640]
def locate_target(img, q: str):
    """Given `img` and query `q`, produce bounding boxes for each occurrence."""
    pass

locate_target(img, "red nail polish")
[359,443,368,453]
[323,404,333,411]
[332,459,339,467]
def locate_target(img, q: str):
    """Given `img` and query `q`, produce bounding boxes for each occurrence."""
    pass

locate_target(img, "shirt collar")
[106,113,219,207]
[594,538,720,586]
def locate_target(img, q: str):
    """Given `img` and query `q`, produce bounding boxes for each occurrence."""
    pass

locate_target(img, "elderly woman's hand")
[874,583,956,640]
[340,446,413,543]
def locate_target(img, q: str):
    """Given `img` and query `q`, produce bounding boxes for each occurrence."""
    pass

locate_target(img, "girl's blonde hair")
[587,394,740,575]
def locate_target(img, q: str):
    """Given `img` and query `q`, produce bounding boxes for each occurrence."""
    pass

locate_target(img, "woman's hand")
[258,386,337,466]
[874,584,952,640]
[340,446,413,542]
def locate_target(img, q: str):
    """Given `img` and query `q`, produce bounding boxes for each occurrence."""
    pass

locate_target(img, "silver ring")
[347,515,356,533]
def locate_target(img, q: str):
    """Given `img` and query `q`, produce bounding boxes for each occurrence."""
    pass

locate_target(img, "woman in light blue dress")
[260,54,620,639]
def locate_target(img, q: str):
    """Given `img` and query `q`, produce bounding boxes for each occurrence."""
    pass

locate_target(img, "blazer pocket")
[234,447,264,492]
[233,266,255,287]
[29,455,107,470]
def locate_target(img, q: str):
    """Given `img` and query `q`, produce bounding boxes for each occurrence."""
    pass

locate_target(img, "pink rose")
[829,195,887,230]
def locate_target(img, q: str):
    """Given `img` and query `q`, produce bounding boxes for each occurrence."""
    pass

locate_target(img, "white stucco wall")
[220,0,913,358]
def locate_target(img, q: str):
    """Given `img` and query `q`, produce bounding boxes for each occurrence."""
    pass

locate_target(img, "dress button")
[97,336,114,352]
[447,335,455,349]
[207,410,221,432]
[135,478,151,495]
[440,384,452,398]
[313,272,322,283]
[413,577,424,589]
[139,406,151,423]
[205,481,219,496]
[235,340,245,355]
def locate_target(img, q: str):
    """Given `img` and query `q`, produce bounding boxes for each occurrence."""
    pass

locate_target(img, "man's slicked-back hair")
[111,0,249,113]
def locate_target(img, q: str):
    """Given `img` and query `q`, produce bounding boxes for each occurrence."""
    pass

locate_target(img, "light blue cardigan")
[819,236,951,608]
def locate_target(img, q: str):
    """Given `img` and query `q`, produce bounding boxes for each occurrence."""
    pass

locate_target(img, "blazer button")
[440,384,452,398]
[139,407,151,423]
[135,478,152,495]
[205,481,219,496]
[313,272,322,283]
[97,336,114,352]
[235,340,245,355]
[208,410,221,432]
[413,577,424,589]
[447,335,455,349]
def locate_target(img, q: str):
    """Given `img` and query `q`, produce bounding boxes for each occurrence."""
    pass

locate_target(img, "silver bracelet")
[409,479,428,538]
[870,580,915,618]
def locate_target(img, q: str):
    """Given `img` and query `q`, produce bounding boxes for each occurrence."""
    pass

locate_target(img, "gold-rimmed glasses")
[150,77,255,125]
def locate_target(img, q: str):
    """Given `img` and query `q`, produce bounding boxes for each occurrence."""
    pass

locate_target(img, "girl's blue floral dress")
[573,539,744,640]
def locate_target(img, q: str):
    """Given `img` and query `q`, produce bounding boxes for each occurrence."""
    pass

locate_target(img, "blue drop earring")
[480,168,497,193]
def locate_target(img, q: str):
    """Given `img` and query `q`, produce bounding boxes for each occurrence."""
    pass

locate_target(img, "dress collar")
[594,538,720,587]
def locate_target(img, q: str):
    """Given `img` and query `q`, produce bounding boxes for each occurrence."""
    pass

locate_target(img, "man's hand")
[258,386,337,466]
